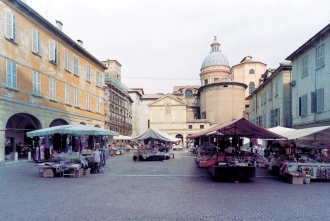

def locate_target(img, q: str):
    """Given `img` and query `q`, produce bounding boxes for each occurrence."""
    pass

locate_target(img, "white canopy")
[266,126,330,140]
[113,135,133,140]
[131,128,180,142]
[26,124,119,137]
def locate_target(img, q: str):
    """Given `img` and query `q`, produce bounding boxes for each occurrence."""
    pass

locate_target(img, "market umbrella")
[132,128,180,142]
[26,124,71,137]
[26,124,119,137]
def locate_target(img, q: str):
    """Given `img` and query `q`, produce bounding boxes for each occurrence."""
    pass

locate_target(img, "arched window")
[249,69,255,74]
[185,90,193,98]
[249,82,255,94]
[165,104,171,115]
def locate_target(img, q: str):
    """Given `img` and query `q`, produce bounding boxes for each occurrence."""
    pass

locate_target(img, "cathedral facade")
[148,37,266,146]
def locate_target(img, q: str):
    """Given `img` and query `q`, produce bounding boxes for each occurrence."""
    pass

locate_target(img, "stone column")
[0,129,5,164]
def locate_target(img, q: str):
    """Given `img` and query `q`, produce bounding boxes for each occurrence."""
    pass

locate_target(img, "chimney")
[56,20,63,31]
[77,40,83,47]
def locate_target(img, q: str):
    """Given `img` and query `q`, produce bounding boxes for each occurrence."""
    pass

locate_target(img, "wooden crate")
[43,169,54,178]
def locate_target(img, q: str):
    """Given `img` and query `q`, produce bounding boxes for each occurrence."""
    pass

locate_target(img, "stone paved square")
[1,150,330,221]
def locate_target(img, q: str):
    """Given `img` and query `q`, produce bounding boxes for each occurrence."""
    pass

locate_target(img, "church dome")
[201,37,230,68]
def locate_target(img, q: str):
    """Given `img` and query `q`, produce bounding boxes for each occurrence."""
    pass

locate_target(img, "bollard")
[14,152,18,162]
[28,151,32,161]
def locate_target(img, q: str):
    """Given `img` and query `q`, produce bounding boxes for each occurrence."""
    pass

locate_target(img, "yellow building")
[0,0,107,162]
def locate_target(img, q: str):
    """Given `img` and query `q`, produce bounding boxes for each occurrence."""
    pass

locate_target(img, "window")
[194,113,197,119]
[214,78,219,82]
[86,65,91,82]
[32,71,41,96]
[316,89,324,112]
[263,112,266,127]
[202,111,206,119]
[95,71,99,87]
[100,73,103,87]
[65,84,71,104]
[249,69,254,74]
[316,46,325,68]
[302,56,308,76]
[185,90,193,98]
[96,97,100,113]
[73,56,78,75]
[5,11,16,41]
[259,116,262,127]
[165,104,171,115]
[188,125,192,129]
[312,89,324,113]
[275,108,280,126]
[65,51,70,71]
[270,110,275,128]
[268,86,272,100]
[6,60,17,89]
[200,125,204,129]
[49,39,58,63]
[275,80,279,96]
[249,82,255,94]
[299,95,307,116]
[204,79,208,85]
[74,88,79,107]
[86,93,90,110]
[32,28,40,54]
[257,96,259,108]
[50,78,56,100]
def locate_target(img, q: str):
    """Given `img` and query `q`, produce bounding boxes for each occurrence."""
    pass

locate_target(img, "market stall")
[131,128,179,161]
[27,124,119,177]
[187,118,286,181]
[265,126,330,184]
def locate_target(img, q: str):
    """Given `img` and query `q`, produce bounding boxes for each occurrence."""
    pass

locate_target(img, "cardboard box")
[43,169,54,178]
[83,170,90,176]
[288,174,304,184]
[69,168,83,178]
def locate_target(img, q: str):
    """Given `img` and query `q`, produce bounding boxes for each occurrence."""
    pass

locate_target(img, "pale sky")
[27,0,330,94]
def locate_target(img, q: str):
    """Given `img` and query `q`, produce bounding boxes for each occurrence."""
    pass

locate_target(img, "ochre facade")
[0,0,106,162]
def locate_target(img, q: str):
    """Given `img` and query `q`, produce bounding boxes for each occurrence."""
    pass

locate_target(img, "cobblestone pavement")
[1,150,330,221]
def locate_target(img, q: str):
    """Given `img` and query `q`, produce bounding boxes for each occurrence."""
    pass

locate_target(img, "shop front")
[26,124,118,178]
[187,118,286,181]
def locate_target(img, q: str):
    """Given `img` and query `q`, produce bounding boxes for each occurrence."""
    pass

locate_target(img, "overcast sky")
[27,0,330,94]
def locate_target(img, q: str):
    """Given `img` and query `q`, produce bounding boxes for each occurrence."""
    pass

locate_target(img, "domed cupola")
[201,36,230,68]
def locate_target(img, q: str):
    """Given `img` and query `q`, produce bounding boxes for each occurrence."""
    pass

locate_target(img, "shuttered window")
[73,56,79,75]
[270,110,275,128]
[5,11,16,41]
[316,46,325,68]
[32,28,40,54]
[100,73,103,87]
[65,51,70,71]
[86,93,90,110]
[49,40,58,63]
[86,65,91,81]
[275,80,279,96]
[6,60,17,89]
[96,97,100,113]
[263,112,266,127]
[311,92,316,113]
[300,95,308,116]
[268,86,272,100]
[275,108,280,126]
[65,84,71,104]
[302,56,308,76]
[50,78,56,100]
[74,88,79,107]
[95,72,99,87]
[316,89,324,112]
[32,71,41,96]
